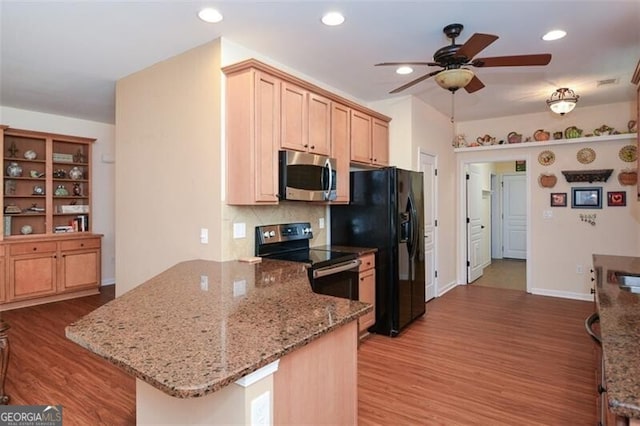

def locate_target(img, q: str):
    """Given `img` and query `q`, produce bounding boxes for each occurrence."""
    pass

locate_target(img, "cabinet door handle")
[310,145,315,150]
[590,288,595,294]
[80,243,84,247]
[360,277,364,281]
[33,247,37,251]
[303,144,309,148]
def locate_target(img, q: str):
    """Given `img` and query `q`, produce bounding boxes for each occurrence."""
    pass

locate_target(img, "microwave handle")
[324,158,333,200]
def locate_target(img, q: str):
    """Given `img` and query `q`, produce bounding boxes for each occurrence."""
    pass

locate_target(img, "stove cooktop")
[263,248,356,267]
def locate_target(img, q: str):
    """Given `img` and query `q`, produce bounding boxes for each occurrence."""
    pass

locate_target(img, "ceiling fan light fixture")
[396,66,413,75]
[547,87,579,115]
[434,68,474,92]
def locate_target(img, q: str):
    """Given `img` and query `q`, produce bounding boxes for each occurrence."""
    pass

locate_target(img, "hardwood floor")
[473,258,526,291]
[0,284,596,425]
[358,285,597,425]
[1,286,135,426]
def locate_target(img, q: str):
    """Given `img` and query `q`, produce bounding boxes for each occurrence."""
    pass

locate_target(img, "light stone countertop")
[593,254,640,419]
[65,259,371,398]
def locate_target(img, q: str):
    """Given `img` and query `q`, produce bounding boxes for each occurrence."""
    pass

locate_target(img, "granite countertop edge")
[65,259,372,399]
[592,254,640,419]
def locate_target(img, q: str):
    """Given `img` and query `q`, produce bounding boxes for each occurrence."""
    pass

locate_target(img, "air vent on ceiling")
[597,78,619,87]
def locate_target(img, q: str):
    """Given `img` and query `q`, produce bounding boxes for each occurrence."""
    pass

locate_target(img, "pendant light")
[546,88,579,115]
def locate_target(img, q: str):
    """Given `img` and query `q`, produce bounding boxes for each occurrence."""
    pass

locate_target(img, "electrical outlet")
[200,228,208,244]
[233,279,246,297]
[233,222,246,239]
[319,218,325,229]
[543,210,553,219]
[576,265,584,274]
[251,391,270,425]
[200,275,208,291]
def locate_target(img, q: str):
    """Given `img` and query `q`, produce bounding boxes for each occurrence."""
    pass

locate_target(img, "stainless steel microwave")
[278,150,337,202]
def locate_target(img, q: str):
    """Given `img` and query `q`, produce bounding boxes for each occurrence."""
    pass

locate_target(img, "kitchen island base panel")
[274,320,358,425]
[137,374,274,425]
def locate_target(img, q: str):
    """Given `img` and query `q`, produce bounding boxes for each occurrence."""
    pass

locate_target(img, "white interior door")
[502,174,527,259]
[420,152,437,301]
[467,164,484,282]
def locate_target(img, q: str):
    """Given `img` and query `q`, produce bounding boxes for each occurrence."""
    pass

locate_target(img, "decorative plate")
[618,144,637,162]
[577,147,596,164]
[538,150,555,166]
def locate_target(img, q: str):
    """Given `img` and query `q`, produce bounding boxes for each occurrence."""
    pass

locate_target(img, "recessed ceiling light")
[396,66,413,75]
[322,12,345,26]
[198,8,223,23]
[542,29,566,41]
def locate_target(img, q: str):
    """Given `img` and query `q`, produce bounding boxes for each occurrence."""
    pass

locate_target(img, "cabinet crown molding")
[222,59,391,123]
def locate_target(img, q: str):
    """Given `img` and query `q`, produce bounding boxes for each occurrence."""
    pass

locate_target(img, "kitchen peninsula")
[592,254,640,425]
[66,259,371,425]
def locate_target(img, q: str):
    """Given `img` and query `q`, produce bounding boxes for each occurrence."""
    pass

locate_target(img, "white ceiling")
[1,1,639,125]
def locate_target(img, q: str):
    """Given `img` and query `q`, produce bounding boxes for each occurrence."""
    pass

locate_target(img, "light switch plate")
[543,210,553,219]
[319,218,325,229]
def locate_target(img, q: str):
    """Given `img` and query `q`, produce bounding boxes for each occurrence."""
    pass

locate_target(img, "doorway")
[461,160,529,292]
[419,150,437,301]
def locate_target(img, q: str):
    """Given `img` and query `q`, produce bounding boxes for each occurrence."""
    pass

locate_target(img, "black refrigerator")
[331,167,425,337]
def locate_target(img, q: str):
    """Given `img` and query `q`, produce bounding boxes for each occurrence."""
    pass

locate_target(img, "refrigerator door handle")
[407,194,419,260]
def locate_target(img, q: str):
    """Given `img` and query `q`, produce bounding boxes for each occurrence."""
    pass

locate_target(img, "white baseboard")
[530,287,593,301]
[101,278,115,286]
[438,280,458,297]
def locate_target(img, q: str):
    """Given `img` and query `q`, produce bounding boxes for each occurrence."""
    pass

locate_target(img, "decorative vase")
[69,166,83,180]
[6,162,22,177]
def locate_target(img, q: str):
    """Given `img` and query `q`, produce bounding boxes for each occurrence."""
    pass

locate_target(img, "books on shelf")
[58,205,89,214]
[54,215,89,233]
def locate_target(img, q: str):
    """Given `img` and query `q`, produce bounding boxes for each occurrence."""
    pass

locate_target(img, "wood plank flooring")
[358,286,597,425]
[473,259,526,291]
[1,286,136,426]
[0,284,596,425]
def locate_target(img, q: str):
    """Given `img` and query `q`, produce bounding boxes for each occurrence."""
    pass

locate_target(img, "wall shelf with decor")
[453,133,637,153]
[561,169,613,183]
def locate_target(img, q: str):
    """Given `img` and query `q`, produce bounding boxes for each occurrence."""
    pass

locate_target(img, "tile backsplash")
[221,202,328,260]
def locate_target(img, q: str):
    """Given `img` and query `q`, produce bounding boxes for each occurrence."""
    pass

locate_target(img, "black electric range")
[255,223,361,299]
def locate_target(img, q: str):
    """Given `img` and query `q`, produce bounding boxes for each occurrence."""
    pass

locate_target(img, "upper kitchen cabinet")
[223,59,391,205]
[350,111,389,167]
[225,67,281,205]
[281,83,331,156]
[331,102,351,204]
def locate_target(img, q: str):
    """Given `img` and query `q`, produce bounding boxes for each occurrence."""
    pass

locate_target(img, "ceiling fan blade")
[472,54,552,67]
[455,33,499,60]
[464,75,485,93]
[375,61,439,67]
[389,69,443,94]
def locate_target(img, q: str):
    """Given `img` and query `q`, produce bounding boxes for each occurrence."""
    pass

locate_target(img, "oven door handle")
[313,259,361,279]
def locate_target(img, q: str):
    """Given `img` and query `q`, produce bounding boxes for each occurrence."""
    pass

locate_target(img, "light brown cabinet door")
[372,118,389,166]
[59,249,100,292]
[308,93,331,156]
[281,82,308,153]
[358,268,376,332]
[255,71,281,203]
[350,110,372,164]
[331,102,351,204]
[9,253,57,300]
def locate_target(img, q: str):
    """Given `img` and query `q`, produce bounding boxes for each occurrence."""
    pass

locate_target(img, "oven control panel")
[255,222,313,245]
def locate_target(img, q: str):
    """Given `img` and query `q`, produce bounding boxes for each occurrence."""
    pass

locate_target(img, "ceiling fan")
[376,23,552,94]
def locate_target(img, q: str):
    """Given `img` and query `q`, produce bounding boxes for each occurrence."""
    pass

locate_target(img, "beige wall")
[115,40,223,295]
[0,106,116,285]
[456,102,639,299]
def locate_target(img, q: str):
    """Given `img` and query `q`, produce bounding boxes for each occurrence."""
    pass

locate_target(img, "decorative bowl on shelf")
[533,129,550,141]
[24,150,37,160]
[507,131,522,144]
[564,126,583,139]
[20,225,33,235]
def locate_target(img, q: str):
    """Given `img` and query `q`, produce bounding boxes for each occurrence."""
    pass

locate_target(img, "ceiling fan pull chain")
[450,91,455,124]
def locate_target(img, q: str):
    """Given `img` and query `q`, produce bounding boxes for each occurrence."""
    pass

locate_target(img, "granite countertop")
[313,245,377,256]
[592,254,640,419]
[66,259,371,399]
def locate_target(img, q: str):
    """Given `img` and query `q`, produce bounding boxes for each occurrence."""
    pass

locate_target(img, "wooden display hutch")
[0,126,101,310]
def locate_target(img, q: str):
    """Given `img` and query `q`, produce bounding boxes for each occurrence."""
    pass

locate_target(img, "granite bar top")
[312,245,377,256]
[66,259,371,399]
[592,254,640,419]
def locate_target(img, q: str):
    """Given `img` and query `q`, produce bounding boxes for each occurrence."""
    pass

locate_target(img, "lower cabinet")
[3,236,101,309]
[358,253,376,334]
